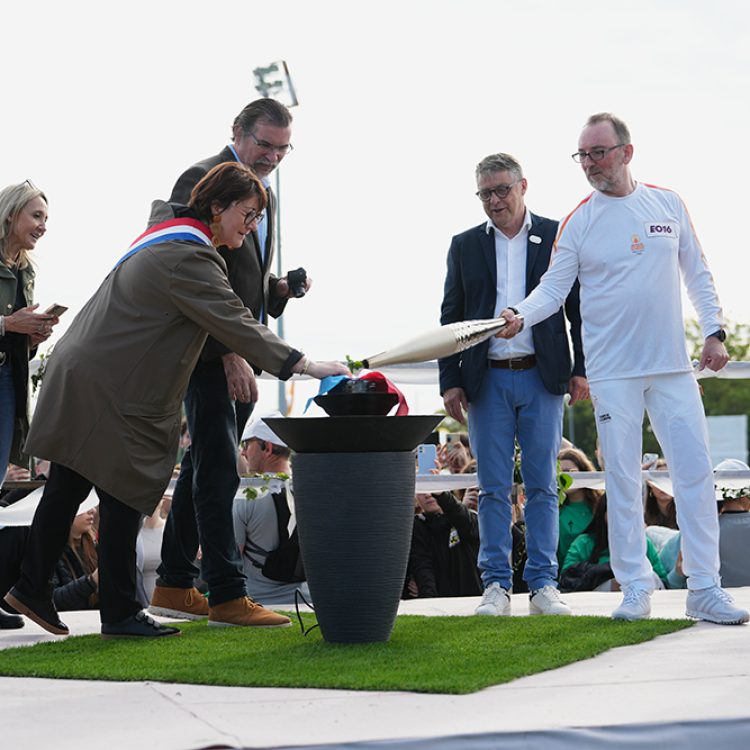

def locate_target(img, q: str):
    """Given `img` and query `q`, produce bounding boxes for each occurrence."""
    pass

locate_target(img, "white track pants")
[590,372,720,592]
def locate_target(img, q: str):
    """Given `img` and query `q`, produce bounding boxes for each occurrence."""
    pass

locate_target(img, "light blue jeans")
[0,363,16,487]
[468,366,564,591]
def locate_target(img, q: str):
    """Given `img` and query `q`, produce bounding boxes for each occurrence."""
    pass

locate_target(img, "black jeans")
[156,360,253,606]
[13,462,142,624]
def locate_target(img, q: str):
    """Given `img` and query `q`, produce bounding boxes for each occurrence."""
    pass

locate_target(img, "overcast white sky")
[3,0,749,416]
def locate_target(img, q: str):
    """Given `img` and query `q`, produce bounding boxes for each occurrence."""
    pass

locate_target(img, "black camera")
[287,267,308,298]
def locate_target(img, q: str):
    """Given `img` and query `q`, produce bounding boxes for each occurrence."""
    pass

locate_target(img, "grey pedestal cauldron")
[265,415,440,643]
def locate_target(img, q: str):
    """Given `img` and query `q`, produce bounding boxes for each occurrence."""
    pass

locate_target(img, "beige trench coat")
[25,202,301,513]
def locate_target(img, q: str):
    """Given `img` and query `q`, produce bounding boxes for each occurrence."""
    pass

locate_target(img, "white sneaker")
[475,582,511,616]
[686,586,750,625]
[529,585,572,616]
[611,587,651,621]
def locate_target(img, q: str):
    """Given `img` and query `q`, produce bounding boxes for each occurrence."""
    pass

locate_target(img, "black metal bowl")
[313,392,398,417]
[264,415,442,453]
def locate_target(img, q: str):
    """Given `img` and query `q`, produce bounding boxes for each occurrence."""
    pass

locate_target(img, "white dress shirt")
[487,210,535,359]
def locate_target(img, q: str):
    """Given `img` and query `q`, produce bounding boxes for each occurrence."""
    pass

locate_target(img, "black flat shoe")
[0,611,24,630]
[4,587,68,635]
[101,610,181,640]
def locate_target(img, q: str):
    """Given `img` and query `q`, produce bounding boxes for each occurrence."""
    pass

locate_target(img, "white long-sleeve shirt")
[516,182,723,384]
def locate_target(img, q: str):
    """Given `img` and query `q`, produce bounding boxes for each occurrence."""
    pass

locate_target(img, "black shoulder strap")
[272,489,291,544]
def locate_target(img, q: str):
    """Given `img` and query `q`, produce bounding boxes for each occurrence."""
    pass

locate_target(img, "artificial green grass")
[0,614,692,694]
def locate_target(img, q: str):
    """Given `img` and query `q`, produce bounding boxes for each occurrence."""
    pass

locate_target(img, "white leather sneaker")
[475,582,511,616]
[529,585,572,615]
[686,586,750,625]
[611,587,651,621]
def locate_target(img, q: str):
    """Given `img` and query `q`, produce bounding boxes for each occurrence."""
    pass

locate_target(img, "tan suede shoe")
[148,585,209,620]
[208,596,292,628]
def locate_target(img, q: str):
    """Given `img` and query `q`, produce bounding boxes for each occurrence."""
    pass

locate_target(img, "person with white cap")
[232,414,310,605]
[714,458,750,588]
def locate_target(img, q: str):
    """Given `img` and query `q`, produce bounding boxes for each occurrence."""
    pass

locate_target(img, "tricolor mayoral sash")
[114,218,213,269]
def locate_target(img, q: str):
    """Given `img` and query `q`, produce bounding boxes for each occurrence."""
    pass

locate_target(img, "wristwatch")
[707,329,727,343]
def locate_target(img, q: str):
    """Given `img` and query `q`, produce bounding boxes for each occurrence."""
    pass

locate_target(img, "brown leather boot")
[148,586,209,620]
[208,596,291,628]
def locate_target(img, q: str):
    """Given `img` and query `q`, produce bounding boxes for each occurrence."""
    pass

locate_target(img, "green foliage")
[684,319,750,361]
[686,318,750,454]
[563,400,598,462]
[430,407,467,436]
[0,615,691,694]
[564,319,750,461]
[30,346,53,395]
[558,465,573,505]
[242,472,290,501]
[345,355,363,374]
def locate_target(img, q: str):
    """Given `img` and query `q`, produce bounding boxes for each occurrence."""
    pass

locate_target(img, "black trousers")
[0,526,29,611]
[156,360,253,606]
[15,462,142,624]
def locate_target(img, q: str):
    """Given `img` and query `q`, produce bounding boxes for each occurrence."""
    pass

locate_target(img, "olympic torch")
[362,318,511,369]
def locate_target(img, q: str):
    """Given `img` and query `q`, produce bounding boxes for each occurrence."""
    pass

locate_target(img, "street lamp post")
[253,60,298,414]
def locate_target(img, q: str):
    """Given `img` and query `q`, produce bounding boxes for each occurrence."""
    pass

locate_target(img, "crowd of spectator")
[398,433,750,605]
[4,422,750,632]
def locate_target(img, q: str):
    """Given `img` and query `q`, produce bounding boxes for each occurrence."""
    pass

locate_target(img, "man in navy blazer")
[439,153,587,616]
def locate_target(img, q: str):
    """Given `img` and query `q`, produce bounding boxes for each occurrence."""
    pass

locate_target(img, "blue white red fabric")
[114,218,213,269]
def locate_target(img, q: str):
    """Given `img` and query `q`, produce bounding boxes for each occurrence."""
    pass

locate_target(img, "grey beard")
[587,174,613,193]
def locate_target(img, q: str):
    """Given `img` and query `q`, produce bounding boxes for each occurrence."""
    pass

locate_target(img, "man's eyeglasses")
[571,144,626,163]
[475,181,519,202]
[248,132,294,156]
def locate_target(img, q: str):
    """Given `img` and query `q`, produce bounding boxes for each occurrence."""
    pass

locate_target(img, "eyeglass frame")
[247,131,294,156]
[233,202,265,227]
[475,180,520,202]
[571,144,626,164]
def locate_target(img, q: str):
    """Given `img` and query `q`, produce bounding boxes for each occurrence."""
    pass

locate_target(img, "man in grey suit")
[151,99,307,626]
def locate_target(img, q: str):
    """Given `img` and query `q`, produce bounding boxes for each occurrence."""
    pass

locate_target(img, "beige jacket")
[26,202,301,513]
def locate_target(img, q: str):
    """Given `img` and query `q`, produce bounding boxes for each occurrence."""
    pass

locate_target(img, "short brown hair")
[558,447,595,473]
[188,162,267,223]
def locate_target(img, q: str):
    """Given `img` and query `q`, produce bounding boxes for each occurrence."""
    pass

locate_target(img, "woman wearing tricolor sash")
[3,162,349,639]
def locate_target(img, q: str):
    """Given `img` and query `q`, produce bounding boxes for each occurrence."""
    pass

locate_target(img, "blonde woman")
[0,181,60,485]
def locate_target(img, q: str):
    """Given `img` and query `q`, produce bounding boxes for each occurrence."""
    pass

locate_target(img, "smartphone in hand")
[44,304,68,317]
[417,444,438,474]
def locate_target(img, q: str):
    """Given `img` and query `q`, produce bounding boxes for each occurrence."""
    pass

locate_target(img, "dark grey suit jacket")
[170,146,288,366]
[438,213,585,401]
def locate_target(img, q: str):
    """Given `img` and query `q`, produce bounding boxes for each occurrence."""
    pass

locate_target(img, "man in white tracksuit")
[499,112,749,624]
